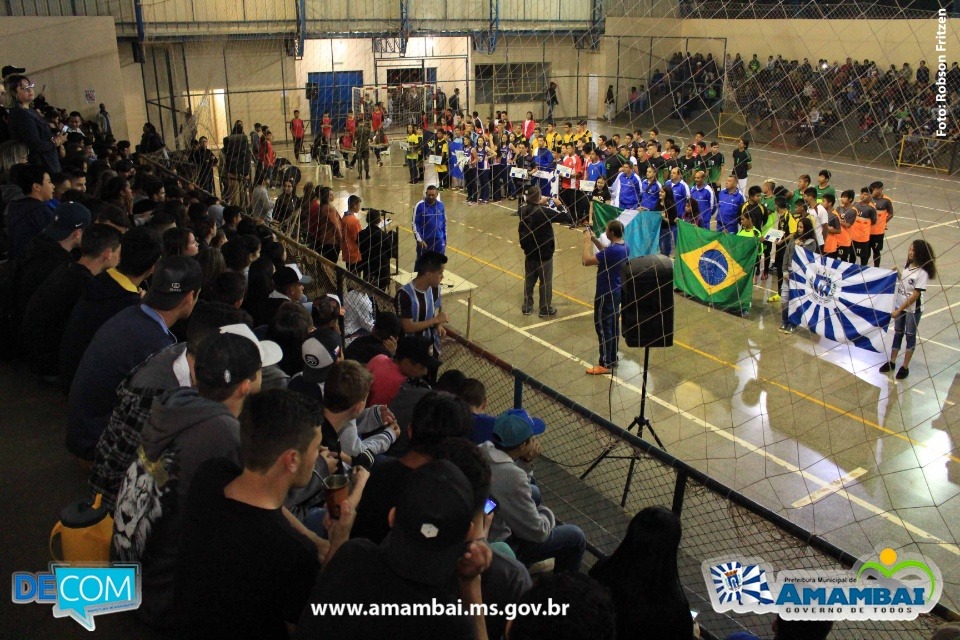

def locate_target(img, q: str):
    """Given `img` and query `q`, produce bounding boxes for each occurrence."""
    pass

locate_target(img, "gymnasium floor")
[317,120,960,611]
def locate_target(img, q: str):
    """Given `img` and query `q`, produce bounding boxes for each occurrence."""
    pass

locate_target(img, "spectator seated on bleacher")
[88,303,252,510]
[366,334,439,407]
[460,377,497,445]
[343,310,402,365]
[295,460,490,639]
[481,409,586,573]
[4,163,56,258]
[58,227,163,386]
[289,353,399,464]
[112,328,280,631]
[66,256,201,462]
[590,506,699,640]
[20,223,120,382]
[387,368,466,458]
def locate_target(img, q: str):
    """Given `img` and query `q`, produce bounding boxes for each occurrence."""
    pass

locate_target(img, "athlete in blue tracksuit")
[690,172,717,229]
[663,169,691,254]
[639,167,661,211]
[716,176,745,233]
[613,164,643,210]
[414,186,446,264]
[534,143,555,195]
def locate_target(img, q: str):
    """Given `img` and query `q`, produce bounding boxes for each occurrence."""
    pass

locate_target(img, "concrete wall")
[0,17,130,140]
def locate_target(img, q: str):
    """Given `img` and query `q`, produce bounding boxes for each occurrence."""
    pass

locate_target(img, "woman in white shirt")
[881,239,937,379]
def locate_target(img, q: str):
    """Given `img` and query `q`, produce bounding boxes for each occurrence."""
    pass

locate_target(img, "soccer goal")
[351,83,437,131]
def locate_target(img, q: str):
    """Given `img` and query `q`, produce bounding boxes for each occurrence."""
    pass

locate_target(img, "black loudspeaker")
[621,254,674,348]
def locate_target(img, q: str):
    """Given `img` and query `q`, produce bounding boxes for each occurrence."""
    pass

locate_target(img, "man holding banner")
[582,221,629,375]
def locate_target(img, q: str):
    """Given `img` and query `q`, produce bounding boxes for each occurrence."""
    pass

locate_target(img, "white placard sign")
[429,154,443,165]
[510,167,528,179]
[579,180,596,192]
[555,164,574,178]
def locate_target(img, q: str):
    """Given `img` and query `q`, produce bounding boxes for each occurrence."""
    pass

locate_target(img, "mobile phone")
[483,497,499,515]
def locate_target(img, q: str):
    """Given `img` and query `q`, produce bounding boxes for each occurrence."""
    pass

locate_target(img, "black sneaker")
[538,307,558,318]
[522,305,533,316]
[896,366,910,380]
[879,361,896,373]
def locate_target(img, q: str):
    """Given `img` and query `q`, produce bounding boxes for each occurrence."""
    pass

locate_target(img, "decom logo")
[12,563,141,630]
[702,547,942,621]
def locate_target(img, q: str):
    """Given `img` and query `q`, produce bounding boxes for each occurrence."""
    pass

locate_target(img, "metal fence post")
[335,268,345,335]
[672,471,687,517]
[513,373,523,409]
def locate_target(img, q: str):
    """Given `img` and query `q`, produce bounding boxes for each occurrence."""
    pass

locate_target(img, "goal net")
[352,83,436,131]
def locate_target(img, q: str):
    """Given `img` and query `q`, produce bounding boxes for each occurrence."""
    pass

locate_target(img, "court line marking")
[463,300,960,556]
[524,310,595,330]
[888,219,960,240]
[791,468,869,509]
[923,300,960,318]
[422,230,960,465]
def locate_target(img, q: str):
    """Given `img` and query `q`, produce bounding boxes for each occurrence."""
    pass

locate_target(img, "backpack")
[111,446,179,562]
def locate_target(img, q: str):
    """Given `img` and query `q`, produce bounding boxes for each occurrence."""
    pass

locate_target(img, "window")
[474,63,549,104]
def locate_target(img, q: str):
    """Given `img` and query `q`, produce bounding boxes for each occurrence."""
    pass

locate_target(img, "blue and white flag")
[708,561,774,606]
[788,248,897,353]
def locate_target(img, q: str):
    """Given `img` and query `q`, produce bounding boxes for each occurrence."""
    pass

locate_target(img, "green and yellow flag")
[674,221,759,313]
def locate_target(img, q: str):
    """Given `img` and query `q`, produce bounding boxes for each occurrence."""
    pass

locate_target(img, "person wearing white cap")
[112,328,286,632]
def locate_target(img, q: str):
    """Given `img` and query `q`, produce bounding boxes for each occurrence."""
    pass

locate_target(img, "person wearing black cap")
[59,226,163,385]
[66,255,202,462]
[260,264,312,325]
[5,202,91,355]
[90,303,254,510]
[112,329,278,631]
[344,310,402,365]
[481,409,585,573]
[175,389,342,640]
[366,334,440,406]
[296,459,492,639]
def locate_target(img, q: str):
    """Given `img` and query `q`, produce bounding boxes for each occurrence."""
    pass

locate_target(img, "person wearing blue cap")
[480,408,586,573]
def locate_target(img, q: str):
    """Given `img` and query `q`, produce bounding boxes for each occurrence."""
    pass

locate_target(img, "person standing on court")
[881,239,936,380]
[518,184,560,318]
[289,110,305,159]
[414,185,446,266]
[869,180,893,267]
[582,220,629,375]
[731,138,751,194]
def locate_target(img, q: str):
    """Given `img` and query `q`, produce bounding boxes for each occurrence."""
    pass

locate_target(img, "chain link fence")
[267,226,957,640]
[142,141,958,640]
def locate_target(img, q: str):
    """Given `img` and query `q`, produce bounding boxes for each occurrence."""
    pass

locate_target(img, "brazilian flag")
[674,221,759,313]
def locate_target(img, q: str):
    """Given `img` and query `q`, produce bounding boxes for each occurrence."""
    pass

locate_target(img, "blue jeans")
[892,310,921,351]
[511,524,586,573]
[594,291,621,367]
[660,223,677,255]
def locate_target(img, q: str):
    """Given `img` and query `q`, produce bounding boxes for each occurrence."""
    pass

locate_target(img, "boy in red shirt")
[341,194,363,273]
[290,110,305,157]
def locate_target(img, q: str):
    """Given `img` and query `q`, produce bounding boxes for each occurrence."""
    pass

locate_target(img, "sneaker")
[896,366,910,379]
[768,293,781,302]
[778,324,794,334]
[879,361,896,373]
[538,307,558,318]
[586,365,611,375]
[522,305,533,316]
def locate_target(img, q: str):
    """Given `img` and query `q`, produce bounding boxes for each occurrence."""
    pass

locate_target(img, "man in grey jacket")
[111,327,320,632]
[480,409,585,572]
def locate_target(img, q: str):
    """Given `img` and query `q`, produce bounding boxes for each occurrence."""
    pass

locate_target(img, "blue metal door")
[308,70,363,136]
